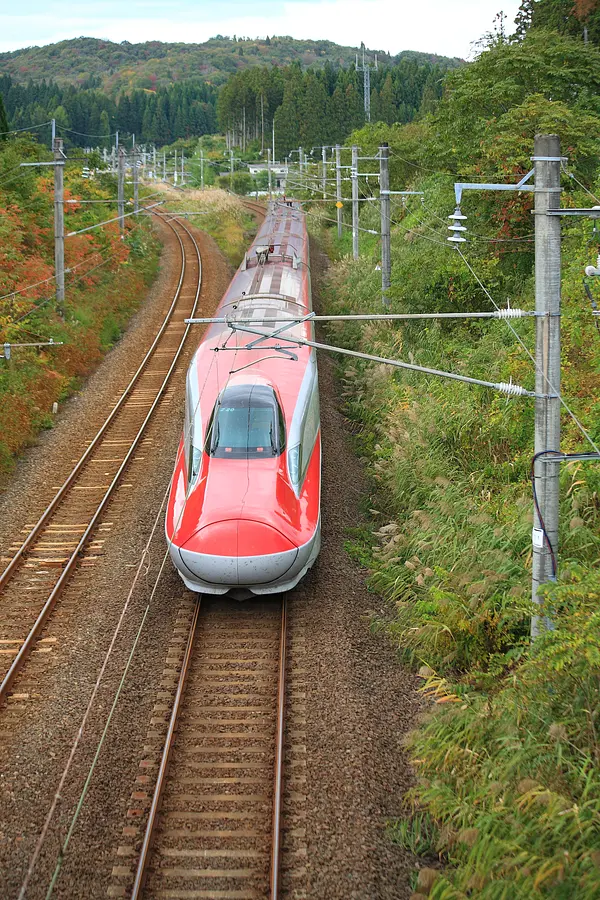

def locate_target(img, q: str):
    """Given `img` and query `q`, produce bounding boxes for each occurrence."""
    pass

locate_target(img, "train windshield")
[206,384,285,460]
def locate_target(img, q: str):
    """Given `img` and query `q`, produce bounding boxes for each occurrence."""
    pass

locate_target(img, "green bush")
[405,568,600,899]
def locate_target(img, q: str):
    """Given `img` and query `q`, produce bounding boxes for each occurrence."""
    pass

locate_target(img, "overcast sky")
[0,0,523,59]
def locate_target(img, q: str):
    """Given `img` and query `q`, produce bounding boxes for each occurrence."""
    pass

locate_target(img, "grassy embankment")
[0,138,164,486]
[0,149,258,489]
[309,30,600,900]
[155,184,257,267]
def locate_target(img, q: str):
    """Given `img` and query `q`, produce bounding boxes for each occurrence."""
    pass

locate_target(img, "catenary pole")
[117,148,125,234]
[352,144,359,259]
[322,145,327,199]
[267,148,272,200]
[53,138,65,316]
[335,144,342,239]
[531,134,562,637]
[380,142,391,306]
[133,151,139,214]
[200,149,204,189]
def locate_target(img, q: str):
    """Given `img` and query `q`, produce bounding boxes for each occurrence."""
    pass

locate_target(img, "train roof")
[188,202,314,428]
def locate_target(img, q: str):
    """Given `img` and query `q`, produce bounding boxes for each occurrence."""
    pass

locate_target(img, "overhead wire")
[0,120,52,136]
[457,246,600,456]
[565,169,600,206]
[55,124,120,138]
[21,218,212,899]
[296,149,599,451]
[2,217,150,334]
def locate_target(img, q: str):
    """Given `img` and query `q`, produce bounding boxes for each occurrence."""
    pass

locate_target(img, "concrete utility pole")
[322,146,327,199]
[117,148,125,234]
[351,145,359,259]
[200,149,205,189]
[531,134,562,636]
[230,149,234,190]
[174,149,178,185]
[380,142,391,306]
[53,137,65,315]
[133,151,139,214]
[267,148,272,200]
[181,149,185,186]
[298,146,303,193]
[163,151,166,181]
[335,144,342,240]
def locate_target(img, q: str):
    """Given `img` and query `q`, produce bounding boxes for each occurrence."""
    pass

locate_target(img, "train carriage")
[165,202,321,598]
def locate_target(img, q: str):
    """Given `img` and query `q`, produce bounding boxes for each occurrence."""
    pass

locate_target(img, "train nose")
[177,519,298,586]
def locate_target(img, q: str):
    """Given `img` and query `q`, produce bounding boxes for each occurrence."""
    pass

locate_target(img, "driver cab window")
[206,384,285,460]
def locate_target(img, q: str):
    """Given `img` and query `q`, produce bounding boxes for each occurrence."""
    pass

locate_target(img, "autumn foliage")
[0,137,159,483]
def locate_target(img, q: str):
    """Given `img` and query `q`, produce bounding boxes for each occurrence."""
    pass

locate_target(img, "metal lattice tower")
[356,43,378,122]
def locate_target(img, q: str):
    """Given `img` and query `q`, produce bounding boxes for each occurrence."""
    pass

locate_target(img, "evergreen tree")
[377,72,397,125]
[0,93,8,139]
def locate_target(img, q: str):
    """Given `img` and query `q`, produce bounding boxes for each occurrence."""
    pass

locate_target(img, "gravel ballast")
[0,223,422,900]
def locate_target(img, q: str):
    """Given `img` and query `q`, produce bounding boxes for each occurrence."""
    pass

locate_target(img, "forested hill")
[0,54,454,151]
[0,36,461,95]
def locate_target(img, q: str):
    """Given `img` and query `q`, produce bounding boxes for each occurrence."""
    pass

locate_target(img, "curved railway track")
[128,596,287,900]
[0,211,204,702]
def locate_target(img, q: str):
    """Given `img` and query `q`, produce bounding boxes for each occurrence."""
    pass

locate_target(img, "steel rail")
[131,596,288,900]
[242,200,268,220]
[0,213,203,701]
[130,599,201,900]
[0,215,186,592]
[270,595,288,900]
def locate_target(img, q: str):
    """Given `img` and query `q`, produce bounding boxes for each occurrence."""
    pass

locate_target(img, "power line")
[457,246,600,457]
[567,170,600,206]
[0,121,52,136]
[55,124,119,138]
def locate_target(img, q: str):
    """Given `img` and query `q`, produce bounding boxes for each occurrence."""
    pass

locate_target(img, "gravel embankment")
[0,220,233,900]
[0,224,421,900]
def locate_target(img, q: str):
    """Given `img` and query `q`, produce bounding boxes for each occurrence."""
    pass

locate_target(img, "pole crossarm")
[207,321,544,398]
[185,310,536,325]
[381,190,424,196]
[546,208,600,217]
[2,340,63,360]
[454,169,534,205]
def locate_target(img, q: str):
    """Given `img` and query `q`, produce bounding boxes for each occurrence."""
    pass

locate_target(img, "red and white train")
[165,202,321,598]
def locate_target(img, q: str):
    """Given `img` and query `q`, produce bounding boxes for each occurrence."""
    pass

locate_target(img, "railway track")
[0,211,203,702]
[126,596,288,900]
[243,199,268,221]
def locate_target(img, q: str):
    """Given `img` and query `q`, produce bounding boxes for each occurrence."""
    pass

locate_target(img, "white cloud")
[0,0,522,58]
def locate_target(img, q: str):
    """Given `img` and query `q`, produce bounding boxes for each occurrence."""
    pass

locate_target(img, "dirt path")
[0,223,420,900]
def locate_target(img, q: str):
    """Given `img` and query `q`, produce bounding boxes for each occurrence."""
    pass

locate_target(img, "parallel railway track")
[0,212,204,702]
[128,596,288,900]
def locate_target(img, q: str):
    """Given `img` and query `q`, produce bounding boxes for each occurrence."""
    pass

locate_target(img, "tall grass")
[314,175,600,895]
